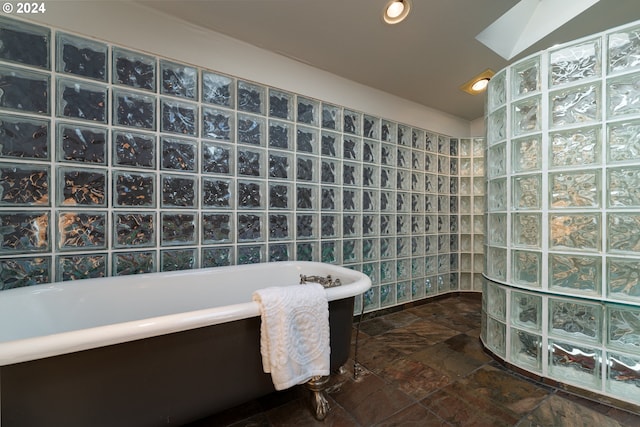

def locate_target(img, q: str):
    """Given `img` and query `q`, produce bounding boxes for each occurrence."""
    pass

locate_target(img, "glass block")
[268,120,292,150]
[362,238,378,261]
[608,72,640,118]
[512,213,541,248]
[487,178,507,211]
[550,253,601,295]
[396,281,411,303]
[297,126,318,154]
[113,89,156,130]
[113,171,155,207]
[472,216,483,233]
[436,176,448,194]
[608,213,640,254]
[237,80,264,115]
[607,352,640,403]
[114,212,155,248]
[0,163,49,206]
[57,167,106,207]
[237,212,265,242]
[321,186,340,211]
[342,161,361,187]
[396,192,409,214]
[0,211,49,254]
[487,214,506,246]
[0,16,49,69]
[450,177,458,195]
[201,213,233,244]
[269,243,292,262]
[56,254,106,282]
[113,251,155,276]
[160,98,197,136]
[512,135,541,173]
[160,60,197,99]
[1,256,50,289]
[397,236,410,258]
[380,167,395,190]
[56,212,106,250]
[549,298,602,343]
[397,169,410,192]
[297,96,319,126]
[363,115,380,140]
[161,174,196,208]
[550,213,600,251]
[238,147,265,177]
[459,158,471,178]
[363,286,380,311]
[321,103,341,130]
[57,122,104,164]
[550,126,600,168]
[381,120,397,143]
[549,38,601,86]
[320,241,339,264]
[380,143,395,167]
[113,47,155,91]
[608,24,640,74]
[511,291,542,331]
[202,106,234,142]
[394,258,409,281]
[319,159,338,185]
[472,158,484,176]
[268,213,291,241]
[512,96,541,136]
[268,88,292,120]
[486,280,506,321]
[161,213,196,246]
[343,135,362,161]
[296,184,317,210]
[113,130,156,169]
[487,107,506,144]
[267,150,291,180]
[296,214,317,240]
[342,239,361,264]
[486,247,507,282]
[474,138,485,156]
[321,214,340,238]
[512,56,540,98]
[550,170,600,208]
[380,213,393,235]
[487,143,506,178]
[57,79,108,123]
[0,65,49,114]
[488,70,506,111]
[0,114,49,160]
[379,283,395,307]
[237,180,265,209]
[607,257,640,302]
[473,235,484,253]
[380,237,394,259]
[425,194,436,213]
[202,141,233,175]
[511,329,542,372]
[321,130,340,157]
[512,174,542,210]
[549,340,601,388]
[237,245,265,265]
[269,182,292,210]
[363,189,378,212]
[424,153,436,175]
[550,83,600,128]
[201,246,234,267]
[161,137,196,171]
[486,316,506,357]
[607,305,640,352]
[161,248,196,272]
[202,71,234,108]
[57,32,106,81]
[362,215,378,237]
[237,113,265,146]
[437,135,450,155]
[296,155,317,182]
[607,119,640,163]
[343,109,361,135]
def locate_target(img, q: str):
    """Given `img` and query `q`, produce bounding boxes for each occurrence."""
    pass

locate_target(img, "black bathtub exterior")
[0,297,354,426]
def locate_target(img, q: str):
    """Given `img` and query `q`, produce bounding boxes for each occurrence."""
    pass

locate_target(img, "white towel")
[252,283,330,390]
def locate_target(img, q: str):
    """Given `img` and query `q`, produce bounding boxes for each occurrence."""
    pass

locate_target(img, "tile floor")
[188,294,640,426]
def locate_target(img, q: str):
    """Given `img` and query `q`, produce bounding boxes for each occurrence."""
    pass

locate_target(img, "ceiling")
[137,0,640,121]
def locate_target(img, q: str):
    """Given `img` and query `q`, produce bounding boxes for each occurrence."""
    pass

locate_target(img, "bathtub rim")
[0,261,371,366]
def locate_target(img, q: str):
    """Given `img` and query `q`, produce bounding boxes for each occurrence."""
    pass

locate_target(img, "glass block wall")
[483,19,640,406]
[0,16,485,314]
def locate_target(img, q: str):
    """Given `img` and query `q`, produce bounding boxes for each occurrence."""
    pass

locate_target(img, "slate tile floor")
[188,294,640,426]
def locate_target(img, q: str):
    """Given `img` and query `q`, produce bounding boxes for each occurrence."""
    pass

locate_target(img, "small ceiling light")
[384,0,411,24]
[460,69,495,95]
[471,78,490,92]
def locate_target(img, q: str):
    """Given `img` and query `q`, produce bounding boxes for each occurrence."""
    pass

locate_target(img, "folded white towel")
[252,283,330,390]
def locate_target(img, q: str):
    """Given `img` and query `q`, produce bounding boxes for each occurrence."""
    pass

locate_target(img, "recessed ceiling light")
[384,0,411,24]
[460,69,495,95]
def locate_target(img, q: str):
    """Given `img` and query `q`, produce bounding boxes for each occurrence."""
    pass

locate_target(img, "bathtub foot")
[306,375,330,420]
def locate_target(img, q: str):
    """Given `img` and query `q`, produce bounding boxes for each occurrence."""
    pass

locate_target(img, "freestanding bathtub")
[0,261,371,427]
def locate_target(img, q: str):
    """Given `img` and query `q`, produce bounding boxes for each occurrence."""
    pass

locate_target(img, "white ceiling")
[137,0,640,121]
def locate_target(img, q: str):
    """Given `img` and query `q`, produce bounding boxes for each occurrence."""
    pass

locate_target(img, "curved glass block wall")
[483,20,640,407]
